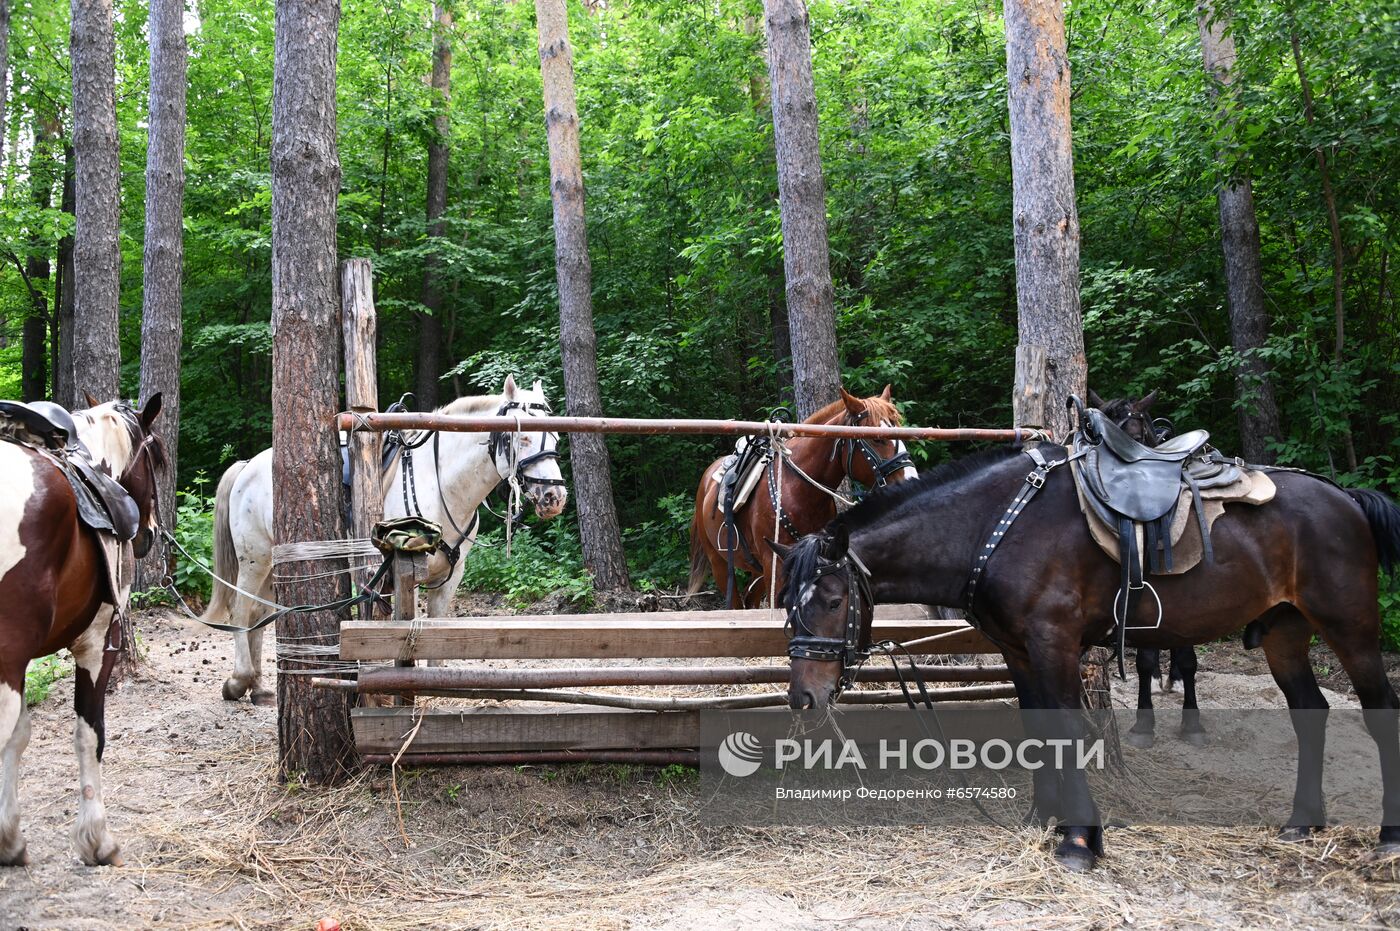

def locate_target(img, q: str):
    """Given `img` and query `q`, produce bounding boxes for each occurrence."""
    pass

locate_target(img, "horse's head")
[76,392,168,557]
[834,384,917,489]
[1088,388,1163,447]
[770,524,872,711]
[489,376,568,520]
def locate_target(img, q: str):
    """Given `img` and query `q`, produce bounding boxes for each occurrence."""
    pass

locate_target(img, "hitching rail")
[337,411,1029,444]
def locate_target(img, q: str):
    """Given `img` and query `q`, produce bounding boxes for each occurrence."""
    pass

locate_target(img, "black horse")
[772,438,1400,871]
[1090,389,1205,749]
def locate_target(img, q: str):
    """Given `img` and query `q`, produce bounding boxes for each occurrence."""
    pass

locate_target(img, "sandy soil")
[1,607,1398,931]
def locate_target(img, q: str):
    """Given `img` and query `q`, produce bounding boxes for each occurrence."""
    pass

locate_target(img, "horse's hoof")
[222,679,247,702]
[1124,730,1154,750]
[250,689,276,708]
[0,844,29,867]
[1178,728,1208,748]
[83,840,123,867]
[1053,840,1097,873]
[1278,825,1317,843]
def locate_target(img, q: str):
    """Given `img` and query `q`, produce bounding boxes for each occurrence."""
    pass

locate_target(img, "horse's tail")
[687,497,710,597]
[1349,488,1400,575]
[200,459,248,624]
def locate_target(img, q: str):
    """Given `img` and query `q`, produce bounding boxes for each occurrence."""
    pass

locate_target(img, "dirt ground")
[2,606,1399,931]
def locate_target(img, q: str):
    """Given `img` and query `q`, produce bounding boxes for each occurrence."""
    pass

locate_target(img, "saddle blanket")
[1072,461,1275,575]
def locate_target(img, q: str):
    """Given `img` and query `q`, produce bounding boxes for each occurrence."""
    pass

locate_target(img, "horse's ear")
[880,384,893,401]
[766,538,792,561]
[502,375,519,399]
[531,379,545,396]
[83,390,101,409]
[839,387,862,416]
[1134,389,1159,413]
[1087,388,1105,410]
[139,393,163,430]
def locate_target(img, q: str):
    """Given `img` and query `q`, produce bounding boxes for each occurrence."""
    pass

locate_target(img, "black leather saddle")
[0,400,140,540]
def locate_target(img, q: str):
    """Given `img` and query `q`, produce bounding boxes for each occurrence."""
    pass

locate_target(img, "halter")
[486,399,567,492]
[784,549,875,687]
[833,408,914,490]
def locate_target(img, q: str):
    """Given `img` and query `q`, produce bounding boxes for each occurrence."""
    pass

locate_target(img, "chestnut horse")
[774,441,1400,870]
[0,396,165,866]
[688,387,915,609]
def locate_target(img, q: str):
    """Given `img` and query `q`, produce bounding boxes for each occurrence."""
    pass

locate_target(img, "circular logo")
[718,731,764,777]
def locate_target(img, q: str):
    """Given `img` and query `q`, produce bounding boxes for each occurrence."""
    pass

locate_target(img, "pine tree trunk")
[1004,0,1112,714]
[762,0,840,420]
[1197,1,1279,464]
[55,143,76,407]
[137,0,187,590]
[416,2,452,410]
[535,0,630,592]
[270,0,356,783]
[23,116,58,403]
[69,0,122,402]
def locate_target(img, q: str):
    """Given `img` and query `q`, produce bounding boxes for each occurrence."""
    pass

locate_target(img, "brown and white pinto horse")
[688,387,915,608]
[0,395,165,866]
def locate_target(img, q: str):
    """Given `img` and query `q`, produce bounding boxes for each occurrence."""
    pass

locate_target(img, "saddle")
[1069,399,1248,675]
[0,400,141,541]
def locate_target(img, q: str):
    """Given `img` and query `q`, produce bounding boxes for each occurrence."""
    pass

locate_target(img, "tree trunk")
[416,2,452,410]
[535,0,630,592]
[1197,2,1279,464]
[1004,0,1087,442]
[55,143,76,407]
[1003,0,1112,714]
[1288,16,1356,471]
[69,0,122,402]
[23,116,59,403]
[762,0,840,420]
[270,0,356,783]
[136,0,188,590]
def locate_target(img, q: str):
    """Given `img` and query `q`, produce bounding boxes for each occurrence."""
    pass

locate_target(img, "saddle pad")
[1073,462,1275,575]
[709,453,769,512]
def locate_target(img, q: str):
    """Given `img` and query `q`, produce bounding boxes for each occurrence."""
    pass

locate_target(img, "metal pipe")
[337,411,1027,444]
[338,663,1011,693]
[362,750,698,766]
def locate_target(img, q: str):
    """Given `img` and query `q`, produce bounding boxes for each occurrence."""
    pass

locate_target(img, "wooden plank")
[340,614,998,661]
[340,258,384,614]
[353,705,699,755]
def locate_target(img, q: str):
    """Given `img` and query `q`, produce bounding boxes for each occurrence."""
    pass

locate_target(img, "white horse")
[200,376,567,705]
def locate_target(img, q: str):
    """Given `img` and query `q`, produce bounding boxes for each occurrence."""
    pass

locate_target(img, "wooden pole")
[338,411,1027,444]
[340,259,383,613]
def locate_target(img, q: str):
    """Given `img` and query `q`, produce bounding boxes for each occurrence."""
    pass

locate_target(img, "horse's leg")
[245,571,277,707]
[69,609,122,866]
[1306,608,1400,852]
[1258,607,1329,840]
[0,677,29,866]
[1126,648,1158,749]
[1003,652,1059,827]
[1176,647,1206,747]
[1029,642,1104,871]
[223,559,271,704]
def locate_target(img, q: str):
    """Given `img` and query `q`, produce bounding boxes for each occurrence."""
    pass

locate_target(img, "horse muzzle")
[132,528,154,559]
[531,487,567,520]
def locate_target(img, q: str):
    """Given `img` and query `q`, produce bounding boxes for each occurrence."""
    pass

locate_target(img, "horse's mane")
[776,533,830,609]
[834,445,1026,534]
[809,393,904,426]
[436,394,505,415]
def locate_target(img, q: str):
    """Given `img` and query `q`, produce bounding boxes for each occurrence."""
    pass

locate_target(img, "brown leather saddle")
[0,400,140,541]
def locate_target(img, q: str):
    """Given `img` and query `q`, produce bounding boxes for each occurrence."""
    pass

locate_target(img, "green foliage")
[171,474,219,601]
[24,654,72,707]
[458,520,594,608]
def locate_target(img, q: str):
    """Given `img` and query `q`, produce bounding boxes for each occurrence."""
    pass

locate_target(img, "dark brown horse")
[688,387,915,608]
[773,440,1400,871]
[1090,389,1205,749]
[0,396,165,866]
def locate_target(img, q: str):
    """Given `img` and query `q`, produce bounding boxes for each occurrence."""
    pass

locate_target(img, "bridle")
[784,548,875,689]
[486,399,567,494]
[833,409,913,490]
[113,403,164,542]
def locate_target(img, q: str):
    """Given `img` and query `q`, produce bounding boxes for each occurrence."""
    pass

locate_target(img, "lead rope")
[504,410,525,558]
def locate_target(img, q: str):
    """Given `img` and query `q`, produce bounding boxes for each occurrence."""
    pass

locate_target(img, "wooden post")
[341,258,383,614]
[389,551,424,707]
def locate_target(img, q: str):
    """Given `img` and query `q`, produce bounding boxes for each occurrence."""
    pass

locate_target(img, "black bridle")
[486,399,568,493]
[832,409,914,490]
[784,550,876,688]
